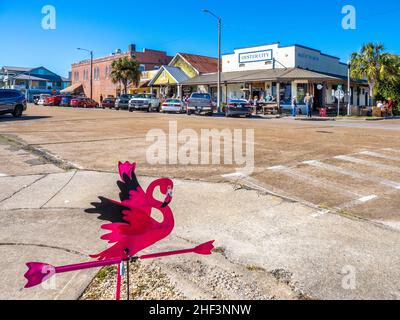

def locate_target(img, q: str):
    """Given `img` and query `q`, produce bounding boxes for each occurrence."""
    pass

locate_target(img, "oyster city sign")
[239,49,273,64]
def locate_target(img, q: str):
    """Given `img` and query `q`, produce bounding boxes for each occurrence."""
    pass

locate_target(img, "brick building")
[70,44,172,102]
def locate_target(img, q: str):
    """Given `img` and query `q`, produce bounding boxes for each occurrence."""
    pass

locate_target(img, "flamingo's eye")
[167,187,173,197]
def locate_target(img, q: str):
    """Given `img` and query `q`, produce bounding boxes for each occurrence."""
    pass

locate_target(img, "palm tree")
[350,43,399,104]
[110,56,141,94]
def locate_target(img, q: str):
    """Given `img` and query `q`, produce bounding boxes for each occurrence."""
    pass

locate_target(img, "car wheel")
[147,105,151,113]
[12,105,23,118]
[129,108,134,113]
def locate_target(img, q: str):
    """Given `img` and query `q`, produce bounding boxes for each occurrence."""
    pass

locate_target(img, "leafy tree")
[375,54,400,103]
[350,43,399,103]
[110,56,141,94]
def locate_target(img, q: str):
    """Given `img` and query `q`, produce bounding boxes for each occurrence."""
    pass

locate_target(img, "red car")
[70,97,98,108]
[44,95,63,106]
[101,97,116,109]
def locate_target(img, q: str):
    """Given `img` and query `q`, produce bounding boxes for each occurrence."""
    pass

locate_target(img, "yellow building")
[149,53,218,99]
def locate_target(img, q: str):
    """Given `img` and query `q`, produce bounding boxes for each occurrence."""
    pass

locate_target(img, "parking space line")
[268,165,364,198]
[303,160,400,190]
[359,151,400,162]
[267,165,286,171]
[221,172,248,179]
[338,194,379,210]
[334,155,400,172]
[383,148,400,153]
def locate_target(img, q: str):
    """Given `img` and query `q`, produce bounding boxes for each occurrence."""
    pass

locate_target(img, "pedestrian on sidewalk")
[291,96,298,117]
[388,97,394,117]
[304,93,313,118]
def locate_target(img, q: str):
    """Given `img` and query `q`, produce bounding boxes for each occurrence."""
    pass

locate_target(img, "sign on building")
[239,49,273,64]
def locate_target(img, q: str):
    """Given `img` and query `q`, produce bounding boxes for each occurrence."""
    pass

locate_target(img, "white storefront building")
[183,42,370,112]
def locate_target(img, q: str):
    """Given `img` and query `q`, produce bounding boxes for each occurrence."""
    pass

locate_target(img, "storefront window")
[297,83,308,105]
[280,82,292,104]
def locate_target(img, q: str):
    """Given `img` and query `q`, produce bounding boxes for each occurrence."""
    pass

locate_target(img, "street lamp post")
[77,48,94,99]
[203,9,221,113]
[347,61,351,116]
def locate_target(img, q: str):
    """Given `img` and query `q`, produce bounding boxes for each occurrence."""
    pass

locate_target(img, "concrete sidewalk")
[0,169,399,300]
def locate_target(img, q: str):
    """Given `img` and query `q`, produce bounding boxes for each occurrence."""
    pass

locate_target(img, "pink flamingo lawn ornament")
[24,162,215,300]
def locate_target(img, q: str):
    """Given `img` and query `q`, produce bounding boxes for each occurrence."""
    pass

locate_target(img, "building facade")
[149,53,218,98]
[70,44,173,102]
[0,66,71,101]
[183,42,370,110]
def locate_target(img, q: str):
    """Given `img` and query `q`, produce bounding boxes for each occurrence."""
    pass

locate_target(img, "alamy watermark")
[342,5,357,30]
[341,265,357,290]
[146,121,255,175]
[41,5,56,30]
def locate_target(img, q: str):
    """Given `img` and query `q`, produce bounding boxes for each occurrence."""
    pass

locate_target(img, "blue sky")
[1,0,399,77]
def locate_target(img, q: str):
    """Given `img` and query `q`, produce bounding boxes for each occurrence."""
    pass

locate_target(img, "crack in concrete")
[0,174,47,204]
[0,243,87,257]
[40,170,78,209]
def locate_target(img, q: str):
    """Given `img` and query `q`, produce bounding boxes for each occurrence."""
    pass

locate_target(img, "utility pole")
[347,61,351,116]
[77,48,94,99]
[203,9,222,113]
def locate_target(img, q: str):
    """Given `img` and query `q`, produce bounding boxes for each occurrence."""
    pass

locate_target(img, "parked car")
[60,96,74,107]
[70,97,98,108]
[44,95,63,106]
[0,89,27,118]
[33,95,41,105]
[101,97,116,109]
[186,93,214,116]
[128,94,160,112]
[37,94,51,105]
[161,99,185,113]
[225,99,253,118]
[115,94,133,110]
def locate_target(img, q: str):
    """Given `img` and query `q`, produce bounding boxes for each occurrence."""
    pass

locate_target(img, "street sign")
[335,89,345,100]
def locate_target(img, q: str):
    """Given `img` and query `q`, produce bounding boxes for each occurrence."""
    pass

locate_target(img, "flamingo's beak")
[161,187,173,208]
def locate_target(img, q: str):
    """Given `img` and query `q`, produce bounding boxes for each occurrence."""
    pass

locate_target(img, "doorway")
[313,84,323,110]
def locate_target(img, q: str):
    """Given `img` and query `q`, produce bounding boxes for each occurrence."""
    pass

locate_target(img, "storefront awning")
[60,82,83,94]
[181,68,347,86]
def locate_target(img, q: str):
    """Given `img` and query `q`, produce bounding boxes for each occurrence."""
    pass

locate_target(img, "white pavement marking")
[383,148,400,153]
[267,165,286,171]
[358,195,378,203]
[359,151,400,162]
[303,160,400,190]
[0,173,7,177]
[338,194,378,210]
[221,172,248,179]
[311,209,330,218]
[334,155,400,172]
[268,165,364,198]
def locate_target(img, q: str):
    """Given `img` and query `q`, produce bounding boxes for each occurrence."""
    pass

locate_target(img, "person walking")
[388,98,394,117]
[304,93,313,118]
[291,96,298,117]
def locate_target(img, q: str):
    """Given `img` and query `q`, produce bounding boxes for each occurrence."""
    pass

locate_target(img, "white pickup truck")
[128,94,160,112]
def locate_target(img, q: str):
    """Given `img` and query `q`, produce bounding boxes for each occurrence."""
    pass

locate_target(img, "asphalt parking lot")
[1,105,400,228]
[0,105,399,300]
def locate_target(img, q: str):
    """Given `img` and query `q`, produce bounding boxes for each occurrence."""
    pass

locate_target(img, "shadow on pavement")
[0,115,51,122]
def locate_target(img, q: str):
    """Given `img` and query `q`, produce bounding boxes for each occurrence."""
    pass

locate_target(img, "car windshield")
[120,95,131,99]
[166,99,181,103]
[191,93,210,99]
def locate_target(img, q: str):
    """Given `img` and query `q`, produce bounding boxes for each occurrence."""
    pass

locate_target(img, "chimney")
[128,44,136,53]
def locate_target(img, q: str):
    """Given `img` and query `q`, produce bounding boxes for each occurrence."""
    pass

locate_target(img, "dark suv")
[0,89,27,118]
[115,94,133,111]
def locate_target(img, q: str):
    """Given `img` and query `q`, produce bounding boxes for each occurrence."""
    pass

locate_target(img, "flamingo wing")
[84,161,147,223]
